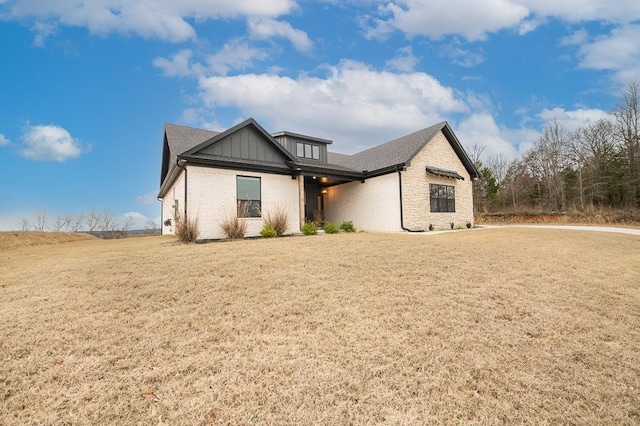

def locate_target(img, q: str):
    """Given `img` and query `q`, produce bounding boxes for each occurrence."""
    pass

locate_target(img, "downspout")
[398,169,424,232]
[158,197,163,235]
[177,159,187,219]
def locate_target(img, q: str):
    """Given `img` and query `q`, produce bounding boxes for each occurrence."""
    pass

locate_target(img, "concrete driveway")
[480,224,640,236]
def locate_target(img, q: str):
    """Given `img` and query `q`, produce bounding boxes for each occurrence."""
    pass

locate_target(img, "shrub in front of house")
[302,221,318,235]
[466,222,472,229]
[450,222,455,230]
[324,222,339,234]
[264,204,289,237]
[175,214,199,243]
[339,220,355,233]
[428,223,434,231]
[260,225,278,238]
[220,216,247,239]
[219,202,249,239]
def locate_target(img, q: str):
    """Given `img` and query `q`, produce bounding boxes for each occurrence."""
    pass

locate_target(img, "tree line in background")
[471,82,640,218]
[17,209,159,239]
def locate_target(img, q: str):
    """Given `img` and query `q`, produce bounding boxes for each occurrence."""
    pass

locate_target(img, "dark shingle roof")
[165,123,219,163]
[161,123,219,191]
[297,158,360,173]
[327,122,445,172]
[160,119,478,197]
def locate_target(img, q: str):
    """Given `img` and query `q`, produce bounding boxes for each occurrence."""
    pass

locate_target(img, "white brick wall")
[324,172,401,232]
[401,131,474,230]
[186,166,300,240]
[160,170,185,235]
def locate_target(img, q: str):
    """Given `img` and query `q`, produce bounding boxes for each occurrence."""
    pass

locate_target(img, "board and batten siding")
[273,134,329,164]
[196,126,286,165]
[186,166,300,240]
[323,172,401,232]
[401,130,473,230]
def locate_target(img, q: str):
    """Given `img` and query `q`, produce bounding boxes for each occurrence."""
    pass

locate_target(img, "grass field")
[1,229,639,425]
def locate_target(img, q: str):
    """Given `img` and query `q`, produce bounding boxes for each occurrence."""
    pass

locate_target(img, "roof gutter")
[398,169,424,232]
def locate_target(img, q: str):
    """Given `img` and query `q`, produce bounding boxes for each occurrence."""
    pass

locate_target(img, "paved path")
[402,224,640,236]
[480,224,640,236]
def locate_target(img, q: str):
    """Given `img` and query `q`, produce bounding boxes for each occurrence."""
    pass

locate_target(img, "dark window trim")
[296,142,320,160]
[430,183,455,213]
[237,175,261,218]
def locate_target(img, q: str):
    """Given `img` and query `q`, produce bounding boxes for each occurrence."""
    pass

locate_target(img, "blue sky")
[1,0,639,230]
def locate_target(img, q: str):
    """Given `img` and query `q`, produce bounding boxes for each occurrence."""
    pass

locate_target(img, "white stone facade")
[401,131,474,230]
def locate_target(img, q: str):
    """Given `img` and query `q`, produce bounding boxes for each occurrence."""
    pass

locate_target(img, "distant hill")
[0,231,98,251]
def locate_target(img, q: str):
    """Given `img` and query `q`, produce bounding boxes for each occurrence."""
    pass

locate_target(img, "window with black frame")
[430,184,455,212]
[237,176,261,217]
[296,142,320,160]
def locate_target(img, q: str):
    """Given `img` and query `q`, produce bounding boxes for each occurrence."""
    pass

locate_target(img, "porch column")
[298,175,305,230]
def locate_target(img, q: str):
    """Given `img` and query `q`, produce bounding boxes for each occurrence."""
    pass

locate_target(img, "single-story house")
[158,118,479,239]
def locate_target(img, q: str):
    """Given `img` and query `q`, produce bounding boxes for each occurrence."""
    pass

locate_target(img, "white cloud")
[517,17,545,35]
[31,21,56,46]
[439,41,485,67]
[248,17,313,52]
[575,24,640,86]
[196,60,468,152]
[136,191,159,205]
[366,0,640,41]
[3,0,297,43]
[154,41,269,78]
[180,108,223,130]
[458,106,612,161]
[19,124,89,162]
[360,13,396,41]
[560,28,588,46]
[457,112,538,160]
[519,0,640,24]
[374,0,529,41]
[122,211,159,230]
[538,107,613,131]
[206,39,269,75]
[0,133,10,146]
[385,46,419,72]
[153,49,199,77]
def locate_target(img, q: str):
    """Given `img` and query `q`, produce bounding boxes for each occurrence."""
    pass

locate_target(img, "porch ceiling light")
[320,177,328,183]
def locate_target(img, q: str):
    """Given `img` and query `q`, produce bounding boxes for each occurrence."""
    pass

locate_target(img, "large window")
[430,184,455,213]
[237,176,261,217]
[296,142,320,160]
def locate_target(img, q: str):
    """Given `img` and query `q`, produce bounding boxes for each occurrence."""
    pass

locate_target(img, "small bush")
[220,216,247,239]
[220,202,249,239]
[450,222,455,230]
[264,204,289,236]
[428,223,434,231]
[466,221,472,229]
[260,225,277,238]
[339,220,355,233]
[175,215,199,243]
[302,221,318,235]
[324,222,339,234]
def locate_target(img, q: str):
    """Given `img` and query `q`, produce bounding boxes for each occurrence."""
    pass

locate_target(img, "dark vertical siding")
[284,136,328,164]
[194,126,288,166]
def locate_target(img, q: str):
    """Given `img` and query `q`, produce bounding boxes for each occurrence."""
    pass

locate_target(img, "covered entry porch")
[296,171,361,227]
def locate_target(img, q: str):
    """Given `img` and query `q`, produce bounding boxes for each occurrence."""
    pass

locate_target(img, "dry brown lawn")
[1,229,639,425]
